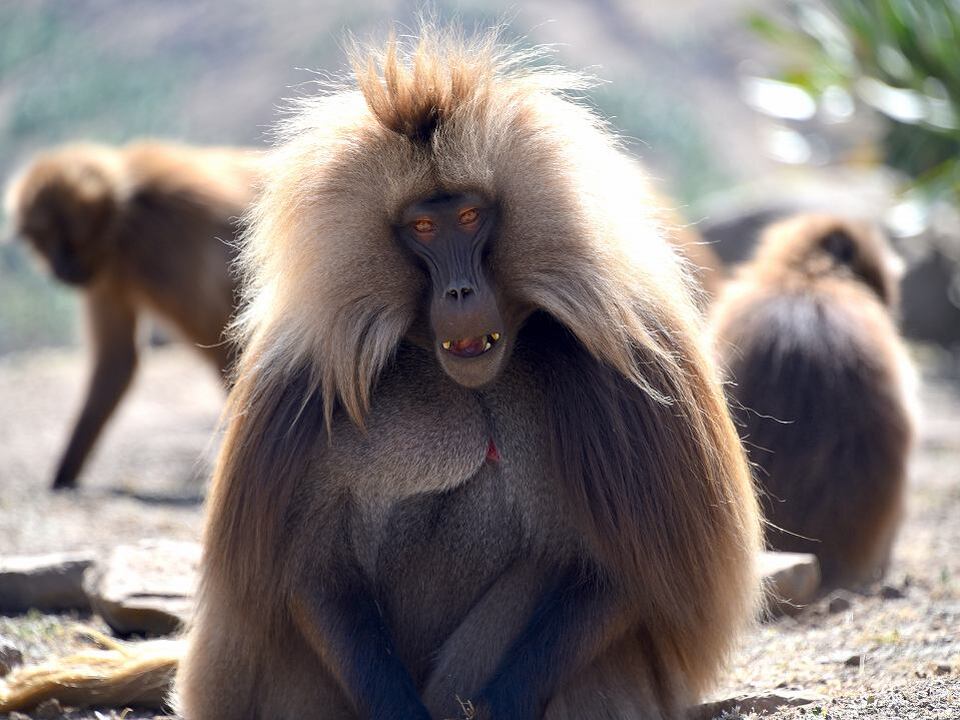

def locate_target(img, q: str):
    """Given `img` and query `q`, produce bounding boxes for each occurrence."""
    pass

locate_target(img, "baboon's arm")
[290,567,432,720]
[52,285,138,490]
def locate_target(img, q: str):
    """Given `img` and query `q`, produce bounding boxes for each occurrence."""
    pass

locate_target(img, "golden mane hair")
[211,26,759,700]
[232,28,698,428]
[746,214,903,308]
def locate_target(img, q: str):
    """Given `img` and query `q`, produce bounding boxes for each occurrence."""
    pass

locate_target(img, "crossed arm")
[292,551,627,720]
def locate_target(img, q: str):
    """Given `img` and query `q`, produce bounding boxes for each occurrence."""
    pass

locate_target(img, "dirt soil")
[0,345,958,719]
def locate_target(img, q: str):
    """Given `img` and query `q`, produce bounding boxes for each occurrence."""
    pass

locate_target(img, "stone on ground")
[83,539,200,636]
[0,551,95,613]
[759,551,820,617]
[0,635,23,675]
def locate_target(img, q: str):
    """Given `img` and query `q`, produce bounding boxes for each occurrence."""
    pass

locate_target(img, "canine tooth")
[491,332,501,341]
[483,341,492,352]
[442,340,452,350]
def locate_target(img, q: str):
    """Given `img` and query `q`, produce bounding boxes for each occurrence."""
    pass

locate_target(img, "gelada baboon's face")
[395,190,516,388]
[15,173,115,286]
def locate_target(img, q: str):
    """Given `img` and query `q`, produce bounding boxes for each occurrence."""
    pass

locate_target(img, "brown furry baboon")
[709,214,916,589]
[4,141,262,490]
[167,30,761,720]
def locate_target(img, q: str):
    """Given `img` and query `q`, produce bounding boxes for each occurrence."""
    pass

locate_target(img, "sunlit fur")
[0,629,178,713]
[174,27,761,719]
[233,32,708,427]
[646,189,725,301]
[709,214,917,588]
[4,141,262,488]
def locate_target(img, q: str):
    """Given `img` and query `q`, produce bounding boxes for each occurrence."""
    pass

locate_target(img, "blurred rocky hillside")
[1,0,957,355]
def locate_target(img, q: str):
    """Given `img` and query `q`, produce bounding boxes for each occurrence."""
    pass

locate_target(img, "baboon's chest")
[373,463,523,678]
[331,341,567,679]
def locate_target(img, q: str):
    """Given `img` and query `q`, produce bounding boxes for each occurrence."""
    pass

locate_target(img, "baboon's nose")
[444,283,475,301]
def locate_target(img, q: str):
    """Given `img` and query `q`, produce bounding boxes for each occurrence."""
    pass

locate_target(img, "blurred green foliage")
[749,0,960,205]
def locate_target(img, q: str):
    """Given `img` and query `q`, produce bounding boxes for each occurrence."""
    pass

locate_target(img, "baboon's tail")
[0,627,181,713]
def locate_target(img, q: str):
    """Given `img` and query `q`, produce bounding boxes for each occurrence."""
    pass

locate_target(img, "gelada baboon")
[172,30,760,720]
[3,141,262,490]
[709,214,916,589]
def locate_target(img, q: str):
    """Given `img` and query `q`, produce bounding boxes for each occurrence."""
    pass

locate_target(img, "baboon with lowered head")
[171,30,761,720]
[709,214,916,589]
[4,141,262,489]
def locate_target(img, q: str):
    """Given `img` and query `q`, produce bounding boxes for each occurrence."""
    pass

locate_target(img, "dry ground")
[0,347,217,555]
[712,360,960,719]
[0,345,958,719]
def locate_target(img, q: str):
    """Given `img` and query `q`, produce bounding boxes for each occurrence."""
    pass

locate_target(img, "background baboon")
[174,30,761,720]
[4,141,261,490]
[709,214,916,589]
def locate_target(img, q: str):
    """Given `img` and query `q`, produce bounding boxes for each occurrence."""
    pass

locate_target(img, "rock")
[84,539,201,636]
[898,246,960,347]
[934,663,951,676]
[698,205,787,265]
[697,169,894,266]
[0,636,23,675]
[759,551,821,617]
[689,690,822,719]
[33,698,63,719]
[845,653,864,667]
[827,591,854,614]
[0,551,95,612]
[880,584,905,600]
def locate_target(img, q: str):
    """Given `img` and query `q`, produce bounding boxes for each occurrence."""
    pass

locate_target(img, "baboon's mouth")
[440,332,501,358]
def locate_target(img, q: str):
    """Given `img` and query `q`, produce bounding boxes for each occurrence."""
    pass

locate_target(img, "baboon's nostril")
[445,284,474,301]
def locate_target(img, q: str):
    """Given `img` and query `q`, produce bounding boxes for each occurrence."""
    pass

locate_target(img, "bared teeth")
[440,333,502,356]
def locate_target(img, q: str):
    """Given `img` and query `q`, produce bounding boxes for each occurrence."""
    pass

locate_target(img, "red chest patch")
[486,437,501,463]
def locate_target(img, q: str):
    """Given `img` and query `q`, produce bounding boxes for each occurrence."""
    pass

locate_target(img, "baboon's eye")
[413,218,435,234]
[458,208,479,226]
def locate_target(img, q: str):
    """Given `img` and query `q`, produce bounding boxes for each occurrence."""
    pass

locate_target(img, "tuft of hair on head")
[750,213,903,308]
[350,24,587,145]
[352,27,484,143]
[819,226,857,265]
